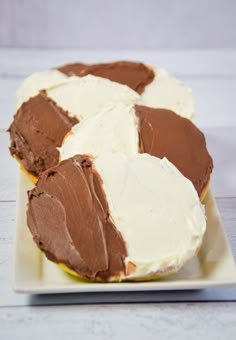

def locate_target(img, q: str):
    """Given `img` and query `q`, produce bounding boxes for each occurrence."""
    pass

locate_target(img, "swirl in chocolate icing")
[27,155,127,281]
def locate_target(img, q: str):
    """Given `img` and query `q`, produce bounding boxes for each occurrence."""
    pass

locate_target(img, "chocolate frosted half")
[57,61,154,94]
[57,63,87,77]
[135,105,213,196]
[27,155,127,281]
[8,92,78,176]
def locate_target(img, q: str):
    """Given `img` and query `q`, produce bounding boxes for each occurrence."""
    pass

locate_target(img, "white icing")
[140,68,195,120]
[16,66,195,122]
[60,103,139,160]
[16,69,67,109]
[94,153,206,279]
[46,75,140,121]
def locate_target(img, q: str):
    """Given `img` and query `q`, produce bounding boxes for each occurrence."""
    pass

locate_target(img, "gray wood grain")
[1,48,236,77]
[0,303,236,340]
[204,127,236,199]
[0,132,18,202]
[0,202,14,294]
[0,77,21,129]
[0,0,236,49]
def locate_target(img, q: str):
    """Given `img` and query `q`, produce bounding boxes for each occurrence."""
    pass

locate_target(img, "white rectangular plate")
[13,171,236,294]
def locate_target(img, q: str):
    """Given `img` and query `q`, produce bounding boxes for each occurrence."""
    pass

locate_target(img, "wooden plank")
[0,77,21,129]
[1,76,236,129]
[217,198,236,254]
[204,127,236,199]
[187,77,236,128]
[0,48,236,77]
[0,201,18,307]
[0,303,236,339]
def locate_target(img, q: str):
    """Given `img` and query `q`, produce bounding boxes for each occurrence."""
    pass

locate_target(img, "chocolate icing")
[57,63,87,77]
[135,105,213,197]
[8,92,78,176]
[9,61,154,176]
[58,61,154,94]
[27,155,127,281]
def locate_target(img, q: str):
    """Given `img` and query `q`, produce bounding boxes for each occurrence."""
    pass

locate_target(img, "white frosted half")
[46,75,140,121]
[140,68,195,120]
[60,103,139,160]
[94,153,206,279]
[16,70,67,109]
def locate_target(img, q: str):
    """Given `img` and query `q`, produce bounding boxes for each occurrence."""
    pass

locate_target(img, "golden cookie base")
[12,154,209,282]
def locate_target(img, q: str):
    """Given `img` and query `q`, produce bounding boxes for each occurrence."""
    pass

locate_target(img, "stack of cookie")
[8,61,213,282]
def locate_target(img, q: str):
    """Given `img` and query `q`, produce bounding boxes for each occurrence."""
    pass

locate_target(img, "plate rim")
[13,171,236,294]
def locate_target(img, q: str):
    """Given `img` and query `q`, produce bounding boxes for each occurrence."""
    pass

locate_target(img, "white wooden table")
[0,49,236,339]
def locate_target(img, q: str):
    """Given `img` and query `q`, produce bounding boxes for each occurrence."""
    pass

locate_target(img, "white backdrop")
[0,0,235,49]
